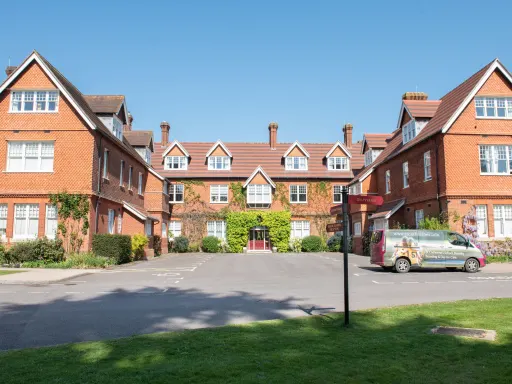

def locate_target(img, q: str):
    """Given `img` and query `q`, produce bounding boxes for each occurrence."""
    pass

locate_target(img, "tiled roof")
[403,100,441,118]
[369,199,405,219]
[124,130,153,147]
[83,95,125,114]
[152,141,364,180]
[362,133,392,151]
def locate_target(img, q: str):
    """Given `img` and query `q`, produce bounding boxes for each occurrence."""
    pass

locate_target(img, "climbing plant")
[49,192,90,253]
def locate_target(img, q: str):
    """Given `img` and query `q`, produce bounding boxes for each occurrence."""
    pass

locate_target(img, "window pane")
[24,92,34,111]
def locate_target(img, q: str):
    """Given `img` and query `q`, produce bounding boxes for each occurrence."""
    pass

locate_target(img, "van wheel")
[464,258,480,273]
[394,258,411,273]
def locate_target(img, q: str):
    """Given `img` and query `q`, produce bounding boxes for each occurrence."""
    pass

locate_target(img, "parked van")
[370,230,486,273]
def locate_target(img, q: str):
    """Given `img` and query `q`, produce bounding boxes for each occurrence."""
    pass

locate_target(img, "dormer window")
[402,120,417,144]
[10,90,59,113]
[208,156,230,170]
[165,156,187,170]
[364,149,383,167]
[327,157,349,170]
[162,140,190,171]
[98,115,123,140]
[286,156,308,170]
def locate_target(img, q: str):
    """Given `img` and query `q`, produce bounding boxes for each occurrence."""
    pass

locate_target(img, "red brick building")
[0,51,169,253]
[350,59,512,254]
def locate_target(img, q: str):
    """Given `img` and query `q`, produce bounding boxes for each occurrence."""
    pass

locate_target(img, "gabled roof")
[124,130,154,149]
[243,166,276,188]
[360,134,392,154]
[396,100,442,129]
[325,141,352,158]
[84,95,125,114]
[283,141,310,158]
[205,140,233,158]
[123,202,159,222]
[162,140,191,158]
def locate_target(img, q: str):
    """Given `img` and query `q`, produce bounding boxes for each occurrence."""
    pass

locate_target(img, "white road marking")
[175,280,180,283]
[401,281,419,284]
[372,280,394,285]
[162,288,168,293]
[64,292,82,294]
[425,282,442,284]
[69,280,86,283]
[29,292,48,294]
[353,273,367,276]
[0,291,16,294]
[448,281,466,283]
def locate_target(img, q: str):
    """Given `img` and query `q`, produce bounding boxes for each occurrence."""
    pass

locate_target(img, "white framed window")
[208,156,230,170]
[385,170,391,194]
[349,183,362,196]
[164,156,187,170]
[138,172,143,195]
[7,141,54,172]
[475,96,512,118]
[291,220,310,238]
[120,160,125,187]
[247,184,272,206]
[327,157,349,170]
[0,205,7,239]
[128,166,133,189]
[479,145,512,174]
[169,184,184,203]
[475,205,488,238]
[364,149,383,167]
[493,205,512,237]
[290,184,307,203]
[285,156,308,170]
[415,209,424,229]
[108,209,115,234]
[424,151,432,181]
[402,162,409,188]
[112,116,123,140]
[402,120,418,144]
[207,220,226,239]
[162,221,167,238]
[117,213,122,234]
[163,181,168,195]
[373,218,388,230]
[14,204,39,239]
[45,205,58,239]
[333,185,342,203]
[210,185,228,203]
[103,149,109,179]
[10,90,59,113]
[354,222,362,236]
[145,219,152,236]
[169,220,182,237]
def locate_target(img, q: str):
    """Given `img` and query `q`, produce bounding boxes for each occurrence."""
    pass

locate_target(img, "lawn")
[0,270,25,276]
[1,299,511,384]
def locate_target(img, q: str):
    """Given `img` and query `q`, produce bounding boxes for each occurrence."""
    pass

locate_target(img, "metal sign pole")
[342,186,350,326]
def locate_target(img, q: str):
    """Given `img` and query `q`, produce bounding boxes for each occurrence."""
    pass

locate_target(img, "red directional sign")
[326,223,343,232]
[348,194,384,206]
[329,204,344,215]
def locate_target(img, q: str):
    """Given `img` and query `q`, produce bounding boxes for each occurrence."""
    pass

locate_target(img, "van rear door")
[370,230,385,265]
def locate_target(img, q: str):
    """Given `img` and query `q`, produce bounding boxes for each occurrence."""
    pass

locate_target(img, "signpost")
[329,190,383,327]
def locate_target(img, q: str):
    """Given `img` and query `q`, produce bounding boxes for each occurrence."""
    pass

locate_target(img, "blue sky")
[2,0,511,144]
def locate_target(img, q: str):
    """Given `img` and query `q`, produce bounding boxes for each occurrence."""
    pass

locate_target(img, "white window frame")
[327,157,349,171]
[210,184,229,203]
[290,184,307,204]
[247,184,272,206]
[169,184,184,203]
[14,204,39,240]
[415,209,424,229]
[402,162,409,188]
[6,141,54,172]
[475,96,512,119]
[138,172,143,195]
[120,160,125,187]
[349,183,362,196]
[493,205,512,238]
[128,166,133,189]
[291,221,310,238]
[333,185,342,203]
[112,115,123,140]
[475,205,488,238]
[164,156,188,170]
[103,149,109,179]
[145,219,152,236]
[117,212,122,234]
[45,204,58,239]
[0,204,8,239]
[169,220,182,238]
[162,221,167,238]
[402,120,417,145]
[208,156,231,170]
[10,90,59,113]
[285,156,308,170]
[108,209,115,234]
[353,222,362,237]
[479,145,512,175]
[424,151,432,181]
[207,220,226,239]
[385,170,391,194]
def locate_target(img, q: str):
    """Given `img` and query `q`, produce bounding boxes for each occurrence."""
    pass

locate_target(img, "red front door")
[248,227,270,251]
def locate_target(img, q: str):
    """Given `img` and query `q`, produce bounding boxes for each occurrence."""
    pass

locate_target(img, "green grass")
[487,255,512,263]
[1,299,511,384]
[0,270,25,276]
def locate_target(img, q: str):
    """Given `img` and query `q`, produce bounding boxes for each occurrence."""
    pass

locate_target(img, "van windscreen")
[371,231,382,244]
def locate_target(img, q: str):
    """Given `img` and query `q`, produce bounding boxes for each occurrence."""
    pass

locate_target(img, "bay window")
[285,156,307,170]
[210,185,229,203]
[207,220,226,239]
[290,185,307,203]
[479,145,512,174]
[291,221,310,238]
[169,184,184,203]
[10,90,59,112]
[14,204,39,239]
[208,156,230,170]
[164,156,187,170]
[7,141,54,172]
[328,157,349,170]
[247,184,272,206]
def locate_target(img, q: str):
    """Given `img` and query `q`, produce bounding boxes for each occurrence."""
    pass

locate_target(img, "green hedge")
[202,236,219,253]
[92,234,131,264]
[301,235,323,252]
[172,236,189,253]
[3,238,65,264]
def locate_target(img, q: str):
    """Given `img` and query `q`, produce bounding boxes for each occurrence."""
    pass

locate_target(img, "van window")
[371,231,382,244]
[448,232,466,246]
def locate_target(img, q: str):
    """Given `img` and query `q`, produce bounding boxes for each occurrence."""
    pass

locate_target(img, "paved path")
[1,253,511,350]
[0,268,100,285]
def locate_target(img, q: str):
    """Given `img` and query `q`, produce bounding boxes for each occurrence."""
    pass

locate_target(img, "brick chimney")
[268,122,278,150]
[343,123,353,149]
[160,121,170,145]
[124,112,133,132]
[5,66,17,77]
[402,92,428,101]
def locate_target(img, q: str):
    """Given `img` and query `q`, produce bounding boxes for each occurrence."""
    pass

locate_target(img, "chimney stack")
[160,121,170,145]
[402,92,428,101]
[268,122,278,150]
[5,66,17,77]
[343,123,353,149]
[124,112,133,132]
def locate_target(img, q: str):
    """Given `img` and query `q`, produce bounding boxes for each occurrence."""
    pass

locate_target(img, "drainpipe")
[434,135,443,214]
[95,136,103,233]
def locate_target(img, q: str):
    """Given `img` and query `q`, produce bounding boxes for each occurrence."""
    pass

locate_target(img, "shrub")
[188,242,201,253]
[6,238,65,264]
[153,235,162,256]
[362,231,372,256]
[301,235,323,252]
[327,233,342,252]
[289,237,303,252]
[202,236,220,253]
[419,216,450,230]
[0,242,7,265]
[92,234,131,264]
[173,236,189,253]
[219,238,230,253]
[131,234,149,260]
[23,252,114,269]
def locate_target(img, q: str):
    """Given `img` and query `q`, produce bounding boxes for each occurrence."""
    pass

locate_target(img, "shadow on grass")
[0,297,511,383]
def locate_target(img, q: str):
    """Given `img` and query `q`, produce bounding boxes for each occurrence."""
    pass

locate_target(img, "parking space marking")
[401,281,419,284]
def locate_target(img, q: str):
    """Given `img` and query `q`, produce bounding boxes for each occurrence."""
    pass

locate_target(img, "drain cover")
[431,326,496,341]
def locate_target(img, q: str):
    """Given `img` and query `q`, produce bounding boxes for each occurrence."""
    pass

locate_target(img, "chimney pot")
[160,121,170,145]
[343,123,353,149]
[402,92,428,101]
[268,121,278,150]
[5,66,17,77]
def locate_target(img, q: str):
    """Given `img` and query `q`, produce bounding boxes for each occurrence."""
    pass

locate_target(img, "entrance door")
[248,226,270,251]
